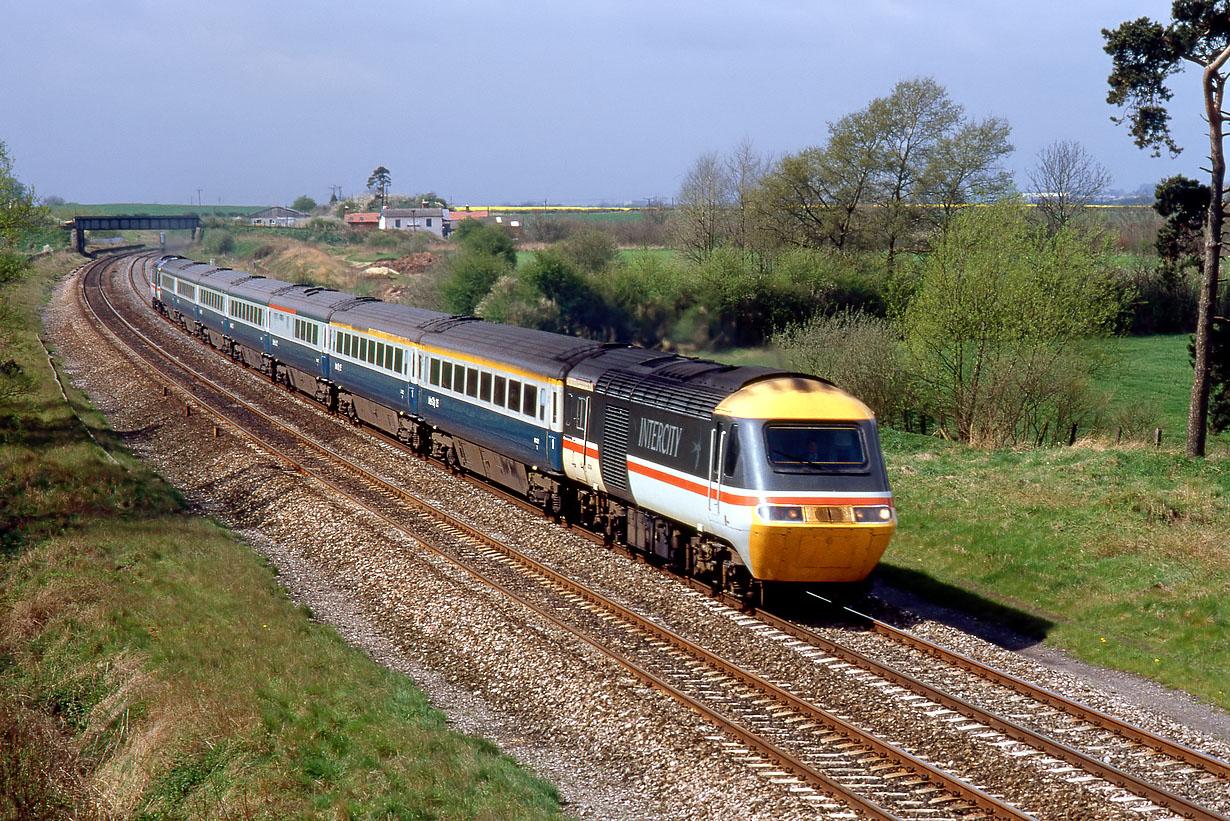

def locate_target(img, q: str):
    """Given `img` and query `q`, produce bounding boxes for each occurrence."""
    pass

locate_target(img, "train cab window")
[441,361,453,391]
[508,380,522,413]
[523,384,537,419]
[494,375,507,407]
[723,425,740,477]
[764,424,865,471]
[479,372,492,402]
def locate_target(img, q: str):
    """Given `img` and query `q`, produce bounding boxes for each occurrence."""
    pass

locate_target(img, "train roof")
[228,277,292,303]
[266,284,371,320]
[157,256,259,290]
[330,300,455,344]
[570,347,791,419]
[425,320,608,381]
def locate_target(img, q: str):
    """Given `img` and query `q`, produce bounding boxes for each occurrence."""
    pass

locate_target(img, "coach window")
[441,361,453,391]
[480,372,492,403]
[367,339,376,365]
[429,358,440,386]
[394,348,404,375]
[552,392,558,424]
[523,384,537,419]
[493,375,507,407]
[508,380,521,413]
[465,367,478,398]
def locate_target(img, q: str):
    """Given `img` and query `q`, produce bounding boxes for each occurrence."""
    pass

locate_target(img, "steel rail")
[118,252,1227,820]
[730,594,1230,821]
[85,256,985,820]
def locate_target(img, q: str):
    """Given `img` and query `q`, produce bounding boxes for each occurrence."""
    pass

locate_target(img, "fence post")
[1068,423,1078,446]
[1154,427,1162,449]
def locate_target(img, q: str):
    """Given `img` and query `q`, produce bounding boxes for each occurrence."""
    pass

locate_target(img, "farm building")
[247,206,309,228]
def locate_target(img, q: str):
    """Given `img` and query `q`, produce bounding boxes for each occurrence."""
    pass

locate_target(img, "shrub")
[439,252,512,315]
[774,308,909,424]
[901,204,1121,447]
[202,229,234,256]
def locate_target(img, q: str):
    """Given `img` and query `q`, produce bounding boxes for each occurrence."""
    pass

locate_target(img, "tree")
[366,166,391,208]
[1104,2,1230,456]
[558,227,618,273]
[1027,140,1113,232]
[0,141,48,251]
[291,195,317,213]
[726,139,768,251]
[673,150,731,261]
[1154,174,1209,281]
[901,204,1120,447]
[755,78,1012,264]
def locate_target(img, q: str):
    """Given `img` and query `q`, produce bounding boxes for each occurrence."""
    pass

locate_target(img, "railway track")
[82,253,1229,820]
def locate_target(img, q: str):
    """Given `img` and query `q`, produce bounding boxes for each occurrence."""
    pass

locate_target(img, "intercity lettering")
[637,417,683,458]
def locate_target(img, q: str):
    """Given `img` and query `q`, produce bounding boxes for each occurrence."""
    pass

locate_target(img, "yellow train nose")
[747,522,895,582]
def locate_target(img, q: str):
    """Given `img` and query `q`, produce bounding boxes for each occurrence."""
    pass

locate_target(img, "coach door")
[577,394,599,486]
[708,426,726,519]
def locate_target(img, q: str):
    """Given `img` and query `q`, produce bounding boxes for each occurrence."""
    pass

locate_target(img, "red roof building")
[344,211,380,228]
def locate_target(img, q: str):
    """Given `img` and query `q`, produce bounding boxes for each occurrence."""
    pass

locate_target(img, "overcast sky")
[0,1,1213,207]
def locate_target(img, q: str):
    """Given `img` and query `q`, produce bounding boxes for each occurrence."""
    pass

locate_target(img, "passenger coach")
[152,254,896,596]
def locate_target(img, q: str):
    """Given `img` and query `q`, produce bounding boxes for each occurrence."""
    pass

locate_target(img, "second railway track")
[70,252,1230,820]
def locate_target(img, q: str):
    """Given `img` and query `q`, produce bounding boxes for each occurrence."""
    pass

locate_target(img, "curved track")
[81,253,1230,821]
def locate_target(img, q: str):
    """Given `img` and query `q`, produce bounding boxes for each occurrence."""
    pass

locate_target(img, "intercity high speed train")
[152,254,895,597]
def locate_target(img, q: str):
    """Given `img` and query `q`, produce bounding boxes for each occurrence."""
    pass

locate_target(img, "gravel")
[42,260,1230,820]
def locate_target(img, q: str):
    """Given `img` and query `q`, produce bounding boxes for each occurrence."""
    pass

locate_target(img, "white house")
[379,207,450,238]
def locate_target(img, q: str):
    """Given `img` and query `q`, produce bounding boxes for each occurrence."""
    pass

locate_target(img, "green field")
[49,203,265,219]
[1094,334,1197,437]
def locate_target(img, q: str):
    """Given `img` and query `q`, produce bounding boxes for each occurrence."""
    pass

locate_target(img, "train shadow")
[770,565,1054,652]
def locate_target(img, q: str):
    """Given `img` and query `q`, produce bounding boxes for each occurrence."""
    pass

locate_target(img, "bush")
[202,229,234,256]
[901,204,1121,447]
[774,308,909,424]
[440,252,512,314]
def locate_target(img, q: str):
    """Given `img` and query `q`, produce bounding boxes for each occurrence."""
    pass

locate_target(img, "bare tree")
[1028,140,1113,231]
[725,138,769,253]
[673,151,732,262]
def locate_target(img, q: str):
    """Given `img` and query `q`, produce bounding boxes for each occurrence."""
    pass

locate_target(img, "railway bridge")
[68,214,202,255]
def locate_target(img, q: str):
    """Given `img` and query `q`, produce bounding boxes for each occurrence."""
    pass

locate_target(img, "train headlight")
[756,505,804,522]
[853,505,894,523]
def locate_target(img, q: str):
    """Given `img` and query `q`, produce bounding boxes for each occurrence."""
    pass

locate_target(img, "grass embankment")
[876,334,1228,710]
[881,431,1228,709]
[1,257,562,818]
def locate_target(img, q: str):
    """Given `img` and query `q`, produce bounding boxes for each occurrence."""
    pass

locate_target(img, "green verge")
[879,429,1229,710]
[705,336,1229,709]
[0,256,563,819]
